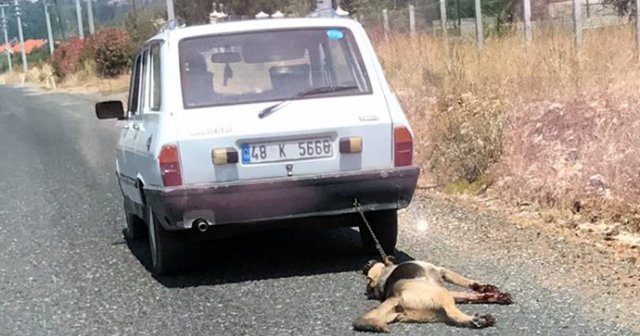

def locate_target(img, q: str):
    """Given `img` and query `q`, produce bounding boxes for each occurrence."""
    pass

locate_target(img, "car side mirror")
[95,100,126,120]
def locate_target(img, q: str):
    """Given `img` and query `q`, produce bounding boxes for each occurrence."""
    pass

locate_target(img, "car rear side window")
[150,44,162,110]
[127,54,142,114]
[179,28,371,109]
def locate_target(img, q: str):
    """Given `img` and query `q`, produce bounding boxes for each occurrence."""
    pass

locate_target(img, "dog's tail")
[353,297,401,333]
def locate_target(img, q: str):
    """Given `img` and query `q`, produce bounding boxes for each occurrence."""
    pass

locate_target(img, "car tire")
[147,206,185,275]
[123,200,145,241]
[359,210,398,256]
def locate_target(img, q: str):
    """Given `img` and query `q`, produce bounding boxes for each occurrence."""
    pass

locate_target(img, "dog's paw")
[496,292,513,305]
[353,318,390,333]
[471,283,500,293]
[482,291,514,305]
[470,313,496,329]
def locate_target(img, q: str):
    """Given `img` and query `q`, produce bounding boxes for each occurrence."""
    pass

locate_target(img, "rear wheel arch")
[137,180,146,206]
[124,198,146,240]
[135,174,147,206]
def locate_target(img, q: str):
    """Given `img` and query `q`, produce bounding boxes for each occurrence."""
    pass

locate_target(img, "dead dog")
[353,256,513,332]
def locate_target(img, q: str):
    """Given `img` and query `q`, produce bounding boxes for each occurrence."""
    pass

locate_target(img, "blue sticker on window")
[326,29,344,40]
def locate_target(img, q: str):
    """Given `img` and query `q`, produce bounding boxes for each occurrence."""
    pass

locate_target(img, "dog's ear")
[362,259,378,275]
[383,256,396,266]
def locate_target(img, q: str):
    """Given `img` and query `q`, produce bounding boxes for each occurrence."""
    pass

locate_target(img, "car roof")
[148,17,363,44]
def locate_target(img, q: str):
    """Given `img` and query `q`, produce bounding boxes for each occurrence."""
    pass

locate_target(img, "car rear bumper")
[144,166,420,230]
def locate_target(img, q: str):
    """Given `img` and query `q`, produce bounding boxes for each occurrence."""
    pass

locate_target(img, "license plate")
[242,138,333,164]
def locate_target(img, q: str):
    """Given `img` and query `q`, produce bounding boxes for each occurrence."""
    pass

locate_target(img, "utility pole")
[0,4,12,73]
[53,0,65,40]
[74,0,84,38]
[86,0,94,35]
[43,0,55,55]
[13,0,27,74]
[474,0,483,48]
[166,0,175,22]
[523,0,532,43]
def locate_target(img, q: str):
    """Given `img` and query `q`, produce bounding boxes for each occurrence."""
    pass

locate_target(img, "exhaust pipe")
[194,219,208,233]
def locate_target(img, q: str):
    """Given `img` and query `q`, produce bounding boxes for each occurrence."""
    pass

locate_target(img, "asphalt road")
[0,85,638,336]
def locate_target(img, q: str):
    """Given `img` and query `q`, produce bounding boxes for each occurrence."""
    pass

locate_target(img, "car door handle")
[123,124,129,129]
[132,124,140,130]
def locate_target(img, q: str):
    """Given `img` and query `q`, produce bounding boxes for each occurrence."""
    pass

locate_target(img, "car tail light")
[159,144,182,187]
[394,126,413,167]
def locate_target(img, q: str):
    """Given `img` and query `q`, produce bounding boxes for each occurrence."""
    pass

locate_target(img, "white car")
[96,17,419,274]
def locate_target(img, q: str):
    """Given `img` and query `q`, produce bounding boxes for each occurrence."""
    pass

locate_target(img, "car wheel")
[123,200,145,241]
[359,210,398,256]
[147,206,185,275]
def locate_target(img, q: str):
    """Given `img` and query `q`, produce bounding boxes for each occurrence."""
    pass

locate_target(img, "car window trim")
[139,49,150,114]
[127,53,142,116]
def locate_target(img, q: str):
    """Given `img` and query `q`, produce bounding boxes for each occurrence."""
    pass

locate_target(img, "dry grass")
[0,64,58,90]
[1,60,129,95]
[374,25,640,230]
[56,60,130,95]
[0,71,26,85]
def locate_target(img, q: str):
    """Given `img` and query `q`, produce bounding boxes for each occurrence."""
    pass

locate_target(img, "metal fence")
[354,0,640,49]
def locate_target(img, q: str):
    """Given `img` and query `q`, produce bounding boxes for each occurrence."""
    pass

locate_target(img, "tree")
[444,0,516,22]
[174,0,316,23]
[349,0,394,15]
[603,0,637,16]
[124,7,166,46]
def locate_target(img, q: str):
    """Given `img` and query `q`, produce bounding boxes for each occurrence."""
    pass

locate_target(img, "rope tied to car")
[353,198,387,260]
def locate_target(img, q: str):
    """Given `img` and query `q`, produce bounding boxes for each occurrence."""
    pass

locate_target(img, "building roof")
[0,39,47,55]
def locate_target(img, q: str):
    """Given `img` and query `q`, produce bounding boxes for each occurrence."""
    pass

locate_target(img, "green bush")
[27,45,52,65]
[88,27,134,78]
[51,37,89,78]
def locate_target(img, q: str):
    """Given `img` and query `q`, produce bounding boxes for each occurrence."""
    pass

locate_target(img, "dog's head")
[362,256,396,299]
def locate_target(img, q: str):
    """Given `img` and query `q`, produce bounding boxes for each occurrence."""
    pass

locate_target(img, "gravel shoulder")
[401,192,640,333]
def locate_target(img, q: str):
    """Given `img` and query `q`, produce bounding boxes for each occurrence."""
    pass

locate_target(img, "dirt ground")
[409,191,640,331]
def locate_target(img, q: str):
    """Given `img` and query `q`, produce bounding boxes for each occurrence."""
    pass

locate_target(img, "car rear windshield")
[178,28,372,109]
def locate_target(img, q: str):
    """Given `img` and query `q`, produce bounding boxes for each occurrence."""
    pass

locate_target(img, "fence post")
[572,0,582,49]
[636,0,640,49]
[523,0,532,43]
[439,0,447,37]
[383,8,389,41]
[409,4,416,37]
[474,0,483,48]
